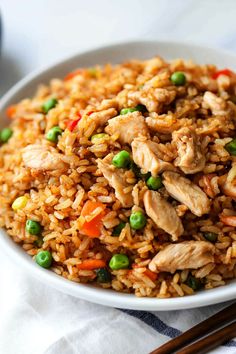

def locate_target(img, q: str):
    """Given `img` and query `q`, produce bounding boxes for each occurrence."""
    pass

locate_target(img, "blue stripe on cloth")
[121,309,181,338]
[120,309,236,348]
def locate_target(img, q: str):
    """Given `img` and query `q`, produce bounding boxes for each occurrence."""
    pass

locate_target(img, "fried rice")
[0,56,236,298]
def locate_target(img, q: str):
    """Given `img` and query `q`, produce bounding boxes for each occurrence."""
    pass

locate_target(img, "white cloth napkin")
[0,250,235,354]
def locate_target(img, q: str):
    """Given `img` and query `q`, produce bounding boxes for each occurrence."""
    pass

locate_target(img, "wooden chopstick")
[150,302,236,354]
[176,321,236,354]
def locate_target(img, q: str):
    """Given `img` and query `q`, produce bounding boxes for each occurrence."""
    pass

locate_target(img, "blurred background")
[1,0,236,97]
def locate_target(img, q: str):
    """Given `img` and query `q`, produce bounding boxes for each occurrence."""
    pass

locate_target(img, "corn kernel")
[12,196,28,210]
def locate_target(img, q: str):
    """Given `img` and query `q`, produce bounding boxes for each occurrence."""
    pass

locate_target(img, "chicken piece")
[145,113,181,134]
[172,127,206,174]
[105,111,149,144]
[143,70,170,89]
[77,108,117,137]
[22,144,67,171]
[97,155,133,207]
[131,136,175,176]
[152,88,176,104]
[88,108,117,126]
[128,88,176,113]
[163,171,210,217]
[149,241,215,273]
[127,91,157,112]
[98,99,119,111]
[203,91,228,116]
[143,190,183,240]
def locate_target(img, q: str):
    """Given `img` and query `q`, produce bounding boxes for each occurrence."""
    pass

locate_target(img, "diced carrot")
[6,105,16,119]
[81,200,106,217]
[66,113,82,132]
[131,264,157,281]
[212,69,232,79]
[77,259,106,270]
[67,119,79,132]
[64,69,82,81]
[80,200,106,237]
[144,269,158,282]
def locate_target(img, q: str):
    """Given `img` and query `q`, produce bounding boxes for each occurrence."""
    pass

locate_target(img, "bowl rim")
[2,38,236,108]
[0,40,236,311]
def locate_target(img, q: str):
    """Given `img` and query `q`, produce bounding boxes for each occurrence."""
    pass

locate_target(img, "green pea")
[112,150,131,168]
[129,211,147,230]
[112,222,126,236]
[130,161,140,177]
[225,138,236,156]
[91,133,109,143]
[170,72,186,86]
[135,104,147,113]
[204,232,218,243]
[146,176,163,190]
[46,126,63,143]
[186,275,202,291]
[88,67,97,77]
[34,236,44,248]
[42,98,58,114]
[130,161,151,180]
[26,219,42,235]
[120,107,137,115]
[109,254,129,270]
[120,105,147,115]
[0,127,13,143]
[96,268,112,283]
[35,250,52,268]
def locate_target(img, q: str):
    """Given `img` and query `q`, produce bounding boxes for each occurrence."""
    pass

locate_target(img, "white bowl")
[0,41,235,311]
